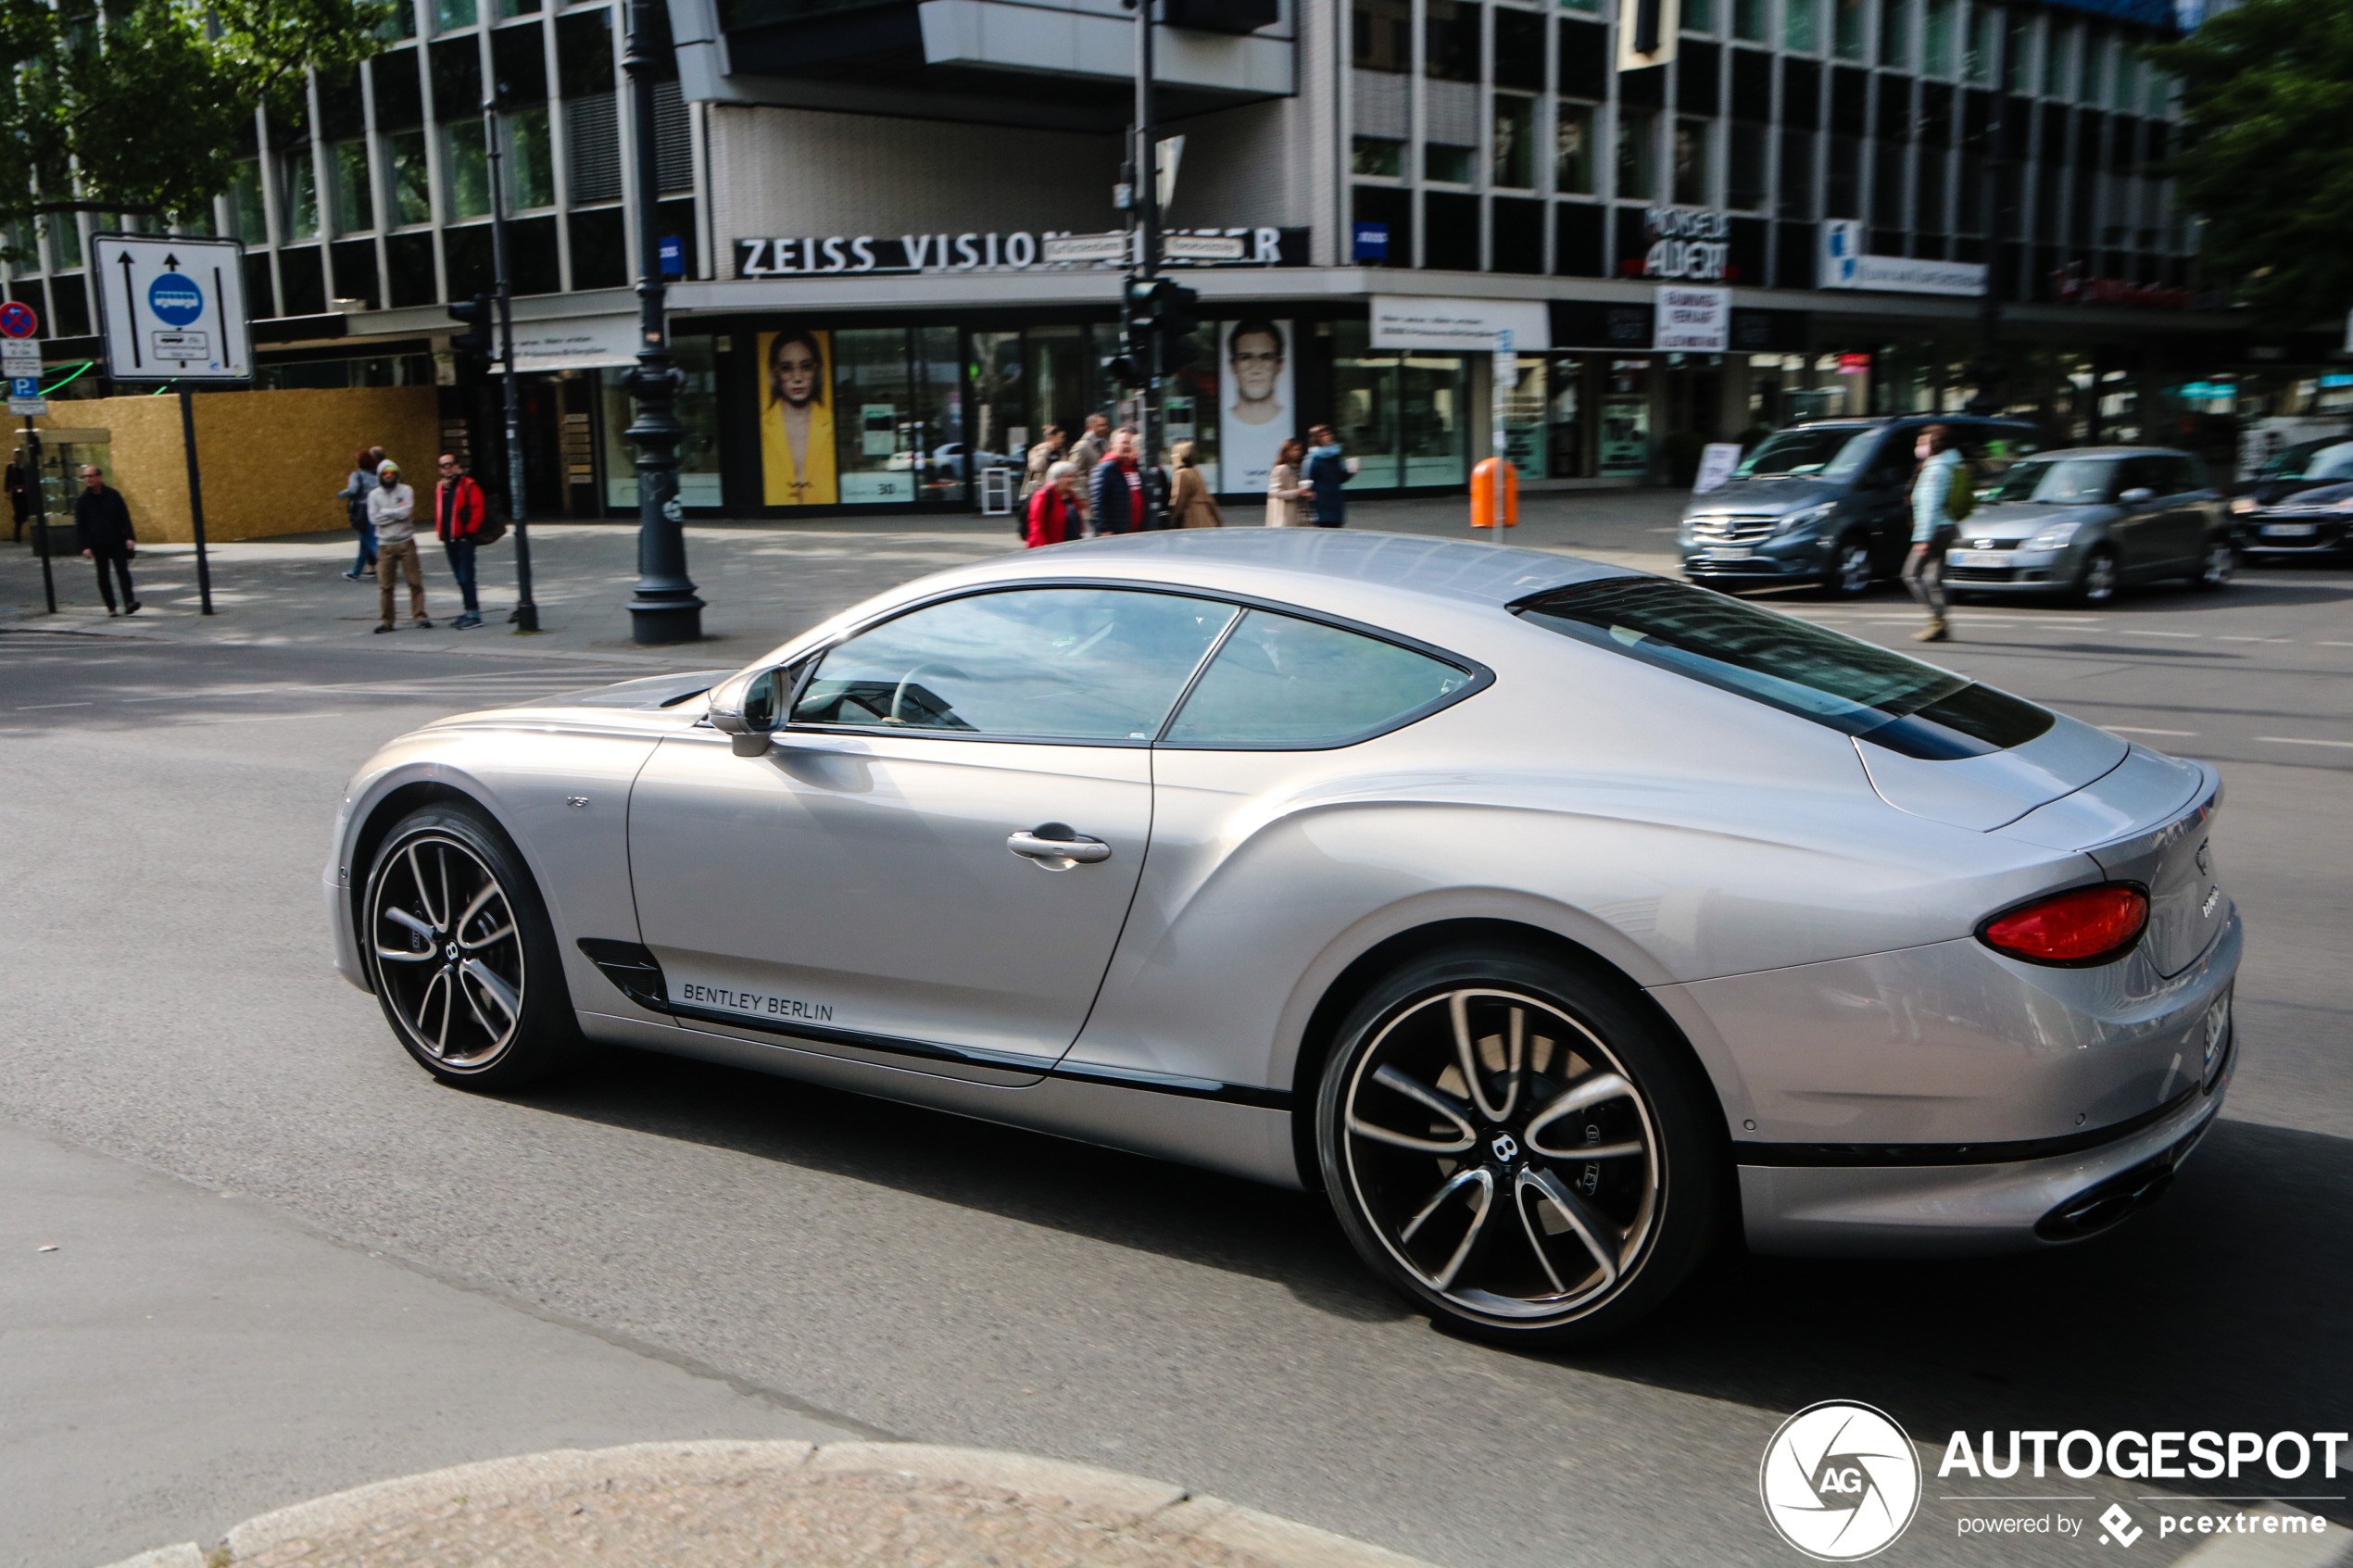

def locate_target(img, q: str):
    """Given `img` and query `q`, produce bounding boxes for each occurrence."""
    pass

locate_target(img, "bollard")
[1470,457,1518,532]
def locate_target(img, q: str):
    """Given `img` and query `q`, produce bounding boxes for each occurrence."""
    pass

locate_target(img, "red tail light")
[1978,883,2149,967]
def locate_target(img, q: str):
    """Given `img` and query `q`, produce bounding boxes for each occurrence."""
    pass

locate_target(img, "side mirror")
[2118,487,2157,505]
[708,668,783,757]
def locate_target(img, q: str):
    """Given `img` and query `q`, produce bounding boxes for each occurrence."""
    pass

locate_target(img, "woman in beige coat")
[1265,438,1306,527]
[1168,440,1225,528]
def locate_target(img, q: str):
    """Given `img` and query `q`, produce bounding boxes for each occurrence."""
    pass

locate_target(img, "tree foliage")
[0,0,387,229]
[2146,0,2353,326]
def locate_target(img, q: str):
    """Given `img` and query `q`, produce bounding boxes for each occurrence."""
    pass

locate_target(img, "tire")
[2072,546,2121,607]
[361,802,585,1089]
[1315,945,1722,1348]
[1819,534,1876,598]
[2190,535,2236,591]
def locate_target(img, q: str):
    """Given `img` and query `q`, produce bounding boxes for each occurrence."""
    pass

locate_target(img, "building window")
[1425,0,1482,81]
[49,217,82,270]
[2079,28,2106,103]
[1560,0,1599,16]
[434,0,477,29]
[1353,135,1404,176]
[445,119,491,220]
[387,132,433,223]
[281,152,319,241]
[2110,38,2138,108]
[1827,132,1860,216]
[1733,0,1766,41]
[1426,142,1478,183]
[1918,144,1947,232]
[1780,126,1816,216]
[2043,19,2072,95]
[504,107,556,207]
[1683,0,1716,31]
[1618,108,1658,199]
[1832,0,1865,57]
[1494,94,1537,188]
[1557,103,1596,194]
[1672,117,1714,205]
[1964,4,1994,83]
[1352,0,1412,70]
[1879,0,1909,67]
[329,142,373,233]
[1922,0,1955,75]
[1785,0,1820,53]
[1729,120,1767,207]
[230,159,268,243]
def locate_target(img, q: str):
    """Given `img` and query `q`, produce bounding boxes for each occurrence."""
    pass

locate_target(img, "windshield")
[1514,577,2055,760]
[1734,427,1881,481]
[2262,439,2353,483]
[2275,481,2353,508]
[1988,457,2120,506]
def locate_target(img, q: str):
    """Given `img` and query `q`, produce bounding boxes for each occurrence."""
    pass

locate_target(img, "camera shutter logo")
[1758,1401,1921,1561]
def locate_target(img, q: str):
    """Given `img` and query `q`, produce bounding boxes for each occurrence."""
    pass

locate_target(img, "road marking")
[17,700,94,709]
[2108,727,2198,736]
[2123,629,2200,637]
[2218,635,2289,643]
[2257,736,2353,748]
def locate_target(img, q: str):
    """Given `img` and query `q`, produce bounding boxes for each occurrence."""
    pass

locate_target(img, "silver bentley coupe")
[327,532,2238,1344]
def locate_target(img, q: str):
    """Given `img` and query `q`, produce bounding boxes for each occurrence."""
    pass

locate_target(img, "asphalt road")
[2,543,2347,1568]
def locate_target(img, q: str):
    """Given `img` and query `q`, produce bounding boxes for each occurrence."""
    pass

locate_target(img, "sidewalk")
[0,494,1690,671]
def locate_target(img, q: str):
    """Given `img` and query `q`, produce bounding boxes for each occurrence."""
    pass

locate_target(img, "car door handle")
[1007,826,1112,865]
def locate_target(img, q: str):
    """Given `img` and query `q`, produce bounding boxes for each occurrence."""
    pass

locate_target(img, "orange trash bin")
[1471,457,1519,529]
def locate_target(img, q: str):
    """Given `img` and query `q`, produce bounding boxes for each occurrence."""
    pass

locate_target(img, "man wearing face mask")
[1905,423,1964,643]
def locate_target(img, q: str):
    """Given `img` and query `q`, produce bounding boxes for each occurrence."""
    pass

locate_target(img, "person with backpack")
[434,452,489,630]
[1905,423,1973,644]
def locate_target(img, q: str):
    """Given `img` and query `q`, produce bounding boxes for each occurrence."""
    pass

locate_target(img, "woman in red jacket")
[1025,460,1086,547]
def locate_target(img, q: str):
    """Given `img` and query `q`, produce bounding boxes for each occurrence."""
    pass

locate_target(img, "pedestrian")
[1265,437,1306,527]
[6,447,28,543]
[1905,422,1965,643]
[1168,441,1224,528]
[1021,424,1067,500]
[434,453,489,630]
[1024,460,1086,547]
[73,464,139,616]
[1067,413,1110,474]
[1303,424,1351,527]
[369,458,431,633]
[1086,429,1147,535]
[338,445,378,579]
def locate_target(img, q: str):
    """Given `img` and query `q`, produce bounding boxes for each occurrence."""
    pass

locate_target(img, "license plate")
[1703,546,1754,560]
[1944,549,2005,567]
[2260,522,2319,537]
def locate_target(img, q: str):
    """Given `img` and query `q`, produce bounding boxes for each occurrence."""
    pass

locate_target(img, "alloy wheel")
[1829,540,1873,597]
[1340,987,1662,1324]
[2198,540,2235,588]
[2079,549,2119,605]
[368,831,527,1071]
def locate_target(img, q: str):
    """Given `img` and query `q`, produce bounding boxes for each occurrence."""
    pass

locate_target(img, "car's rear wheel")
[2073,546,2121,607]
[1820,534,1875,598]
[362,803,584,1088]
[1316,946,1720,1347]
[2190,536,2236,591]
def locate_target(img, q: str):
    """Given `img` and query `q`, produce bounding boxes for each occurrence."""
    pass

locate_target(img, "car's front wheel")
[2073,546,2121,607]
[1821,534,1875,598]
[362,802,584,1088]
[2190,536,2236,591]
[1316,946,1721,1347]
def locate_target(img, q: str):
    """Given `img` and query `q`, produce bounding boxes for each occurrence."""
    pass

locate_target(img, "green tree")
[2146,0,2353,325]
[0,0,387,238]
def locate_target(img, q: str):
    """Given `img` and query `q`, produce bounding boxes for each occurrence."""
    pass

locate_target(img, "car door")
[2146,455,2212,568]
[2106,457,2176,576]
[626,585,1237,1079]
[1856,426,1921,571]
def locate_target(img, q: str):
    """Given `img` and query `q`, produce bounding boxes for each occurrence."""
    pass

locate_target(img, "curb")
[97,1439,1445,1568]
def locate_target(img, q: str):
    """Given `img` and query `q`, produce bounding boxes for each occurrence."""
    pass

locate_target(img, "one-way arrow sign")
[91,232,252,383]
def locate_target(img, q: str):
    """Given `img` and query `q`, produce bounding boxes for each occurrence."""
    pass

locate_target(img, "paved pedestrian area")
[107,1441,1439,1568]
[0,492,1690,670]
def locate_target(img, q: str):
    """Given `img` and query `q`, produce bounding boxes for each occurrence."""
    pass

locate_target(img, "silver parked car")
[1941,446,2236,603]
[327,532,2238,1345]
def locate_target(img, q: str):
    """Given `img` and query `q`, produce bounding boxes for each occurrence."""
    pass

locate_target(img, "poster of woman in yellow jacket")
[760,327,837,506]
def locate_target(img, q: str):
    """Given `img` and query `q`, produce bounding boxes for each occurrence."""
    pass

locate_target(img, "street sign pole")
[25,427,54,614]
[1133,0,1163,527]
[484,101,540,633]
[177,386,214,614]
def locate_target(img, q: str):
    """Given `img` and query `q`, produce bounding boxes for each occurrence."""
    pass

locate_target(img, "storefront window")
[601,335,721,508]
[1334,320,1401,490]
[834,326,920,506]
[1548,358,1590,477]
[914,325,963,503]
[970,329,1024,475]
[1503,359,1548,477]
[1600,359,1651,478]
[1332,321,1468,491]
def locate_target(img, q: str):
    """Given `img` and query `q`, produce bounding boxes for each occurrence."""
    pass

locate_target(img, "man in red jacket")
[434,453,488,630]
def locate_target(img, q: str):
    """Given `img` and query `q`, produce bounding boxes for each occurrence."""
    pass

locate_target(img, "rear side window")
[1161,609,1473,748]
[1989,457,2121,506]
[1515,577,2054,760]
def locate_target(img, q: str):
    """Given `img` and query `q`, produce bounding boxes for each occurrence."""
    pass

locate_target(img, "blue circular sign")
[148,274,204,327]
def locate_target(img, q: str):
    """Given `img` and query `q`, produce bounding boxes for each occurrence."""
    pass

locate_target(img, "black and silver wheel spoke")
[369,831,527,1072]
[1342,987,1661,1323]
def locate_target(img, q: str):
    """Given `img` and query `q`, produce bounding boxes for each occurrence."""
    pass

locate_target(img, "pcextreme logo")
[1760,1401,1925,1561]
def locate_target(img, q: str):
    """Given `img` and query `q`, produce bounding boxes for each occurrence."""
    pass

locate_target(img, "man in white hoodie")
[368,458,431,633]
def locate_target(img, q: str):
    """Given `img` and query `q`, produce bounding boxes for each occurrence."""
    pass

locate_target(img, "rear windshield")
[1514,578,2055,760]
[1735,427,1880,481]
[1988,457,2120,506]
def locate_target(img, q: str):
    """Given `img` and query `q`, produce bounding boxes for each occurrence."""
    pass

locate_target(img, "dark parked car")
[2232,434,2353,514]
[2236,479,2353,561]
[1680,416,2044,597]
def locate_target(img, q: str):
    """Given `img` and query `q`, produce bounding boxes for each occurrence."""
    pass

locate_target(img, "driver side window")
[790,587,1236,743]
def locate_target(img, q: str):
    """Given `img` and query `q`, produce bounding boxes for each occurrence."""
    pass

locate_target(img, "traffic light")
[447,294,495,370]
[1117,278,1203,380]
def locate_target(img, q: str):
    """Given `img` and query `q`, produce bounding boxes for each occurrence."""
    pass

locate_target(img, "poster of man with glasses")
[1219,319,1294,497]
